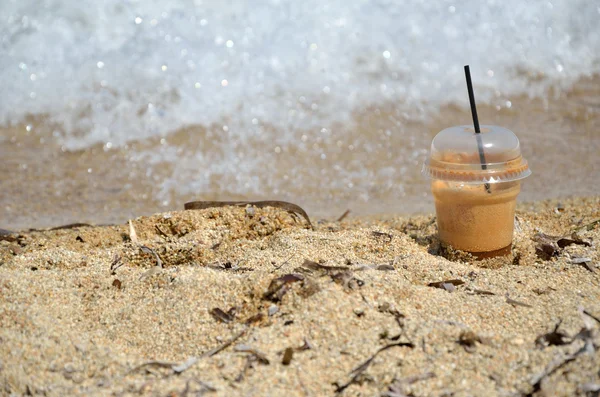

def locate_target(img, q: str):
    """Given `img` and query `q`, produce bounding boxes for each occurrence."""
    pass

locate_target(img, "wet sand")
[1,76,599,231]
[1,196,599,396]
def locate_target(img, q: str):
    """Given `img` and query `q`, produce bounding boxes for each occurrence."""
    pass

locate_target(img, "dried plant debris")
[298,338,313,351]
[571,257,595,272]
[203,329,247,357]
[334,342,415,394]
[263,273,305,302]
[331,271,364,290]
[109,254,123,274]
[573,218,600,232]
[535,321,571,348]
[528,347,588,395]
[140,246,163,268]
[184,200,313,229]
[337,209,351,222]
[234,345,270,365]
[458,330,482,353]
[466,287,496,296]
[271,254,294,271]
[527,312,597,395]
[427,279,465,292]
[180,378,217,396]
[534,232,591,260]
[128,330,247,377]
[207,261,253,272]
[243,312,265,325]
[299,259,349,274]
[383,372,436,397]
[281,347,294,365]
[353,263,396,271]
[583,309,600,325]
[506,295,533,308]
[128,356,199,376]
[372,231,393,242]
[299,261,365,289]
[210,307,236,323]
[154,224,169,238]
[128,220,139,245]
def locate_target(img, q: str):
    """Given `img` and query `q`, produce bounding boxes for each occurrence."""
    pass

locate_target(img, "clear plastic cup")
[422,125,531,257]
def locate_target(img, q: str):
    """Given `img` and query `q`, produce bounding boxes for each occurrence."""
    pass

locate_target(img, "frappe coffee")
[422,125,531,256]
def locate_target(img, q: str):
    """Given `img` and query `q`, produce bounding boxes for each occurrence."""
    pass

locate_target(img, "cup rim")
[422,158,531,184]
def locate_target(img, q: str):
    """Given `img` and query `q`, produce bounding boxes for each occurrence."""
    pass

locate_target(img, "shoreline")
[1,196,598,396]
[1,194,596,233]
[1,75,599,230]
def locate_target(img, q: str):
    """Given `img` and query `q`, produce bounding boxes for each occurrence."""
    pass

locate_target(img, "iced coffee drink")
[422,125,531,256]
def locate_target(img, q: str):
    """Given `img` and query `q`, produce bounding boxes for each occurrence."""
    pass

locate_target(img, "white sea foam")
[1,0,599,204]
[2,0,598,148]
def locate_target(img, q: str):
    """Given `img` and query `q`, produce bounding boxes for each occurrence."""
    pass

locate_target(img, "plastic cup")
[422,125,531,257]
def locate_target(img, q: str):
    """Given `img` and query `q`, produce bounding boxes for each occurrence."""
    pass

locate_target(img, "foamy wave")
[1,0,598,150]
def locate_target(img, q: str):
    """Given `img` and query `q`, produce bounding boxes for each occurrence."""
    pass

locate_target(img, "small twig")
[337,210,351,222]
[109,254,123,274]
[383,372,436,397]
[210,307,235,323]
[272,254,295,271]
[234,344,270,364]
[204,329,247,357]
[529,347,585,393]
[582,309,600,325]
[506,295,533,308]
[467,288,496,296]
[128,329,247,376]
[155,224,169,238]
[334,342,414,393]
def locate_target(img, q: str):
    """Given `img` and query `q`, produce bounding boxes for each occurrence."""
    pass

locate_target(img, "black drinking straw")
[464,65,491,193]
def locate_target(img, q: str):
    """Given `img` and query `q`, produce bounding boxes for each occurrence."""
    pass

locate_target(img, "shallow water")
[1,79,599,230]
[1,1,599,229]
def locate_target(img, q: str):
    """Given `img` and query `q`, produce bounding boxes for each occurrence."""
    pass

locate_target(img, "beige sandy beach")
[1,196,599,396]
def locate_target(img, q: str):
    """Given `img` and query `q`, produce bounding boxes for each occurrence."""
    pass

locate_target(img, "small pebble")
[353,308,365,317]
[268,305,279,316]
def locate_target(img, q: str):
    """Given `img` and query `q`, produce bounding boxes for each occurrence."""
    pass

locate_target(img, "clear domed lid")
[422,125,531,184]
